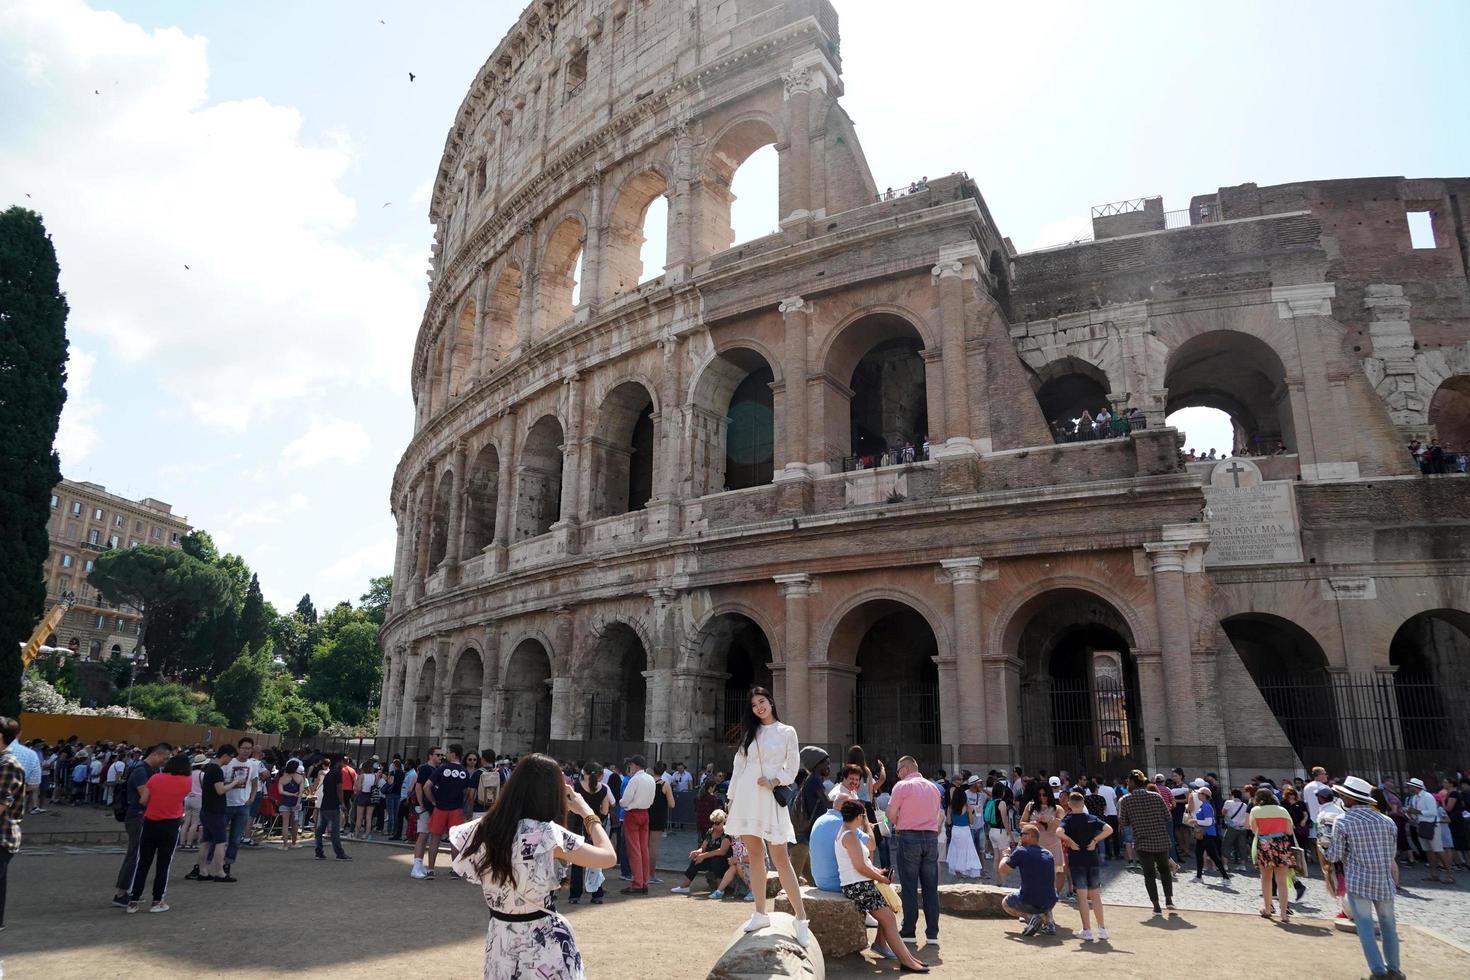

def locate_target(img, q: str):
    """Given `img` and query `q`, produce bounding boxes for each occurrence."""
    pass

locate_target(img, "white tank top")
[835,828,869,887]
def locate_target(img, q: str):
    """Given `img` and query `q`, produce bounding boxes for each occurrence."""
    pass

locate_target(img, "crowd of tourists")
[3,709,1468,978]
[1408,438,1468,474]
[1050,406,1146,443]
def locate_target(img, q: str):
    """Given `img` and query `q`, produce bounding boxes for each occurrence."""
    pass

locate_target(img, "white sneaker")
[864,913,879,927]
[670,885,690,894]
[1079,928,1094,942]
[410,865,427,879]
[1097,927,1110,941]
[794,919,811,948]
[741,912,770,933]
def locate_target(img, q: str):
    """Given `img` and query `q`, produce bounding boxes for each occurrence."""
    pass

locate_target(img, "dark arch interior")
[1037,371,1111,439]
[1165,331,1294,455]
[854,606,939,749]
[463,445,499,554]
[591,384,655,519]
[628,404,654,513]
[1429,376,1470,450]
[716,615,774,735]
[1389,611,1470,764]
[1223,614,1336,763]
[585,624,647,744]
[850,337,928,459]
[726,366,774,491]
[517,417,564,538]
[504,640,552,754]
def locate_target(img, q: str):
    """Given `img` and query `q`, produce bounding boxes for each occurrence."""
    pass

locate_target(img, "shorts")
[841,880,886,914]
[417,809,432,834]
[184,797,202,814]
[1003,892,1054,917]
[278,803,299,813]
[429,806,464,836]
[1420,825,1444,852]
[1068,860,1100,890]
[354,792,373,807]
[988,828,1009,853]
[201,810,228,844]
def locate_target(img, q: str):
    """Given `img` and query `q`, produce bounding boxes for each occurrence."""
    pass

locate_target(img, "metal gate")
[1019,676,1143,780]
[853,679,939,749]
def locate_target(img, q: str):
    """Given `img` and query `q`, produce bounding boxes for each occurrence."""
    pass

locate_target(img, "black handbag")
[756,739,794,807]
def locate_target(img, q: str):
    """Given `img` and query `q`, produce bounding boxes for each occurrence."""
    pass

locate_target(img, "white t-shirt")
[89,759,103,781]
[107,760,126,785]
[1409,790,1439,824]
[1096,784,1118,817]
[1304,779,1330,820]
[222,757,262,807]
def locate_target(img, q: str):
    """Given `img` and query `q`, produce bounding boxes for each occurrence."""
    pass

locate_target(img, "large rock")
[775,887,868,957]
[707,911,826,980]
[937,882,1011,918]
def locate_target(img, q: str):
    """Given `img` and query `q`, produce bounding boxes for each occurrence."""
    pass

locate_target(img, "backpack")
[983,798,1001,829]
[789,779,816,837]
[476,768,501,807]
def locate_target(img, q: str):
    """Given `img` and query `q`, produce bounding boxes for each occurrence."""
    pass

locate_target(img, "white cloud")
[0,0,425,432]
[55,347,100,466]
[281,418,372,470]
[314,535,396,607]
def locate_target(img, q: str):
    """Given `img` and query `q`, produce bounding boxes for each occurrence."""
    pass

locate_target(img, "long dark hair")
[464,753,567,886]
[735,686,779,755]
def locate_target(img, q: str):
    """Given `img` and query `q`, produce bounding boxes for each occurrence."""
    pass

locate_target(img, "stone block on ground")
[775,886,868,957]
[707,911,825,980]
[764,869,783,898]
[937,882,1011,918]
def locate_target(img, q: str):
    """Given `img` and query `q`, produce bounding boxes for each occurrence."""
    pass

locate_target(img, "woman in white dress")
[944,779,984,878]
[449,754,617,980]
[724,686,811,946]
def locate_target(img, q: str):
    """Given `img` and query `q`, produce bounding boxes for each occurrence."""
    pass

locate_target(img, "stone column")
[646,588,678,741]
[934,654,960,773]
[1143,542,1195,752]
[411,481,432,598]
[432,637,451,741]
[549,607,577,740]
[1271,283,1360,481]
[398,647,423,738]
[1132,648,1167,775]
[774,574,814,737]
[931,243,982,456]
[941,557,988,750]
[580,175,604,307]
[777,296,811,473]
[555,373,584,547]
[489,411,517,572]
[378,645,402,737]
[470,269,490,380]
[443,440,469,565]
[477,625,500,753]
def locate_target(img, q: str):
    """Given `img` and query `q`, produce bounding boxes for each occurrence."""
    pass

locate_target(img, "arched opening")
[1167,406,1236,458]
[1013,589,1143,778]
[605,171,669,297]
[515,416,564,539]
[449,300,476,397]
[688,347,775,495]
[447,649,484,748]
[829,599,940,754]
[582,623,648,746]
[427,470,454,568]
[1165,331,1296,457]
[463,444,500,555]
[1032,358,1113,443]
[686,613,774,745]
[536,217,585,335]
[1222,613,1336,766]
[503,640,552,754]
[1389,610,1470,770]
[700,118,780,256]
[829,313,929,463]
[88,638,102,659]
[1428,375,1470,454]
[484,261,521,369]
[413,656,438,740]
[589,382,656,519]
[110,644,122,658]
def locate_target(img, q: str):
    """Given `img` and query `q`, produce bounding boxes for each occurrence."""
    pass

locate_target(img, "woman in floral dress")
[450,754,617,979]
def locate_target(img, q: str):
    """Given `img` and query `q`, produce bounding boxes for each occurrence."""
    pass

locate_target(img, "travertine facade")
[380,0,1470,781]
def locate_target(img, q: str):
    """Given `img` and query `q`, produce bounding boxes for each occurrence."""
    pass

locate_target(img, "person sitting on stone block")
[670,809,733,897]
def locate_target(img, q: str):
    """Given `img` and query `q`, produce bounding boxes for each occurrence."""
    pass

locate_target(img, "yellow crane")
[20,591,76,669]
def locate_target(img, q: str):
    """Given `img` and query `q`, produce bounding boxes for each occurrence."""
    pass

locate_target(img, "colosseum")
[378,0,1470,784]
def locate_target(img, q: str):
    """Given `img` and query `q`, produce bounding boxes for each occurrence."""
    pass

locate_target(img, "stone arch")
[685,611,775,742]
[992,575,1153,660]
[578,621,649,743]
[426,469,454,568]
[412,654,439,740]
[449,298,477,397]
[1388,609,1470,770]
[534,213,586,335]
[688,345,777,495]
[1221,612,1335,767]
[501,638,553,754]
[1165,329,1296,456]
[514,415,565,539]
[1031,356,1113,441]
[447,646,485,747]
[483,260,522,369]
[588,380,657,519]
[822,311,932,460]
[463,441,500,555]
[1428,374,1470,451]
[699,113,782,256]
[604,167,671,296]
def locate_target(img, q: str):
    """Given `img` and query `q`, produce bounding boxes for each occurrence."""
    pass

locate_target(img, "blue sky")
[2,0,1466,609]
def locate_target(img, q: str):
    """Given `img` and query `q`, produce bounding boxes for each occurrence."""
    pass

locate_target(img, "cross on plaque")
[1225,460,1247,488]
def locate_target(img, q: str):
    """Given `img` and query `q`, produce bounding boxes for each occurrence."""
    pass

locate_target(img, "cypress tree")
[239,572,268,654]
[0,206,70,716]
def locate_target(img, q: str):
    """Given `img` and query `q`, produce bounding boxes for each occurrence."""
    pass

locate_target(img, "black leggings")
[130,818,181,902]
[1138,848,1173,907]
[1196,834,1229,877]
[684,856,729,883]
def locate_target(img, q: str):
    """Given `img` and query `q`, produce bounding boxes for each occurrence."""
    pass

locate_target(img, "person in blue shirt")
[999,822,1057,936]
[1191,786,1231,881]
[1058,791,1113,942]
[808,808,849,893]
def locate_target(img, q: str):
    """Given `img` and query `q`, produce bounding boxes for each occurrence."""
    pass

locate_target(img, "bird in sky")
[408,72,416,82]
[382,202,392,208]
[184,264,190,270]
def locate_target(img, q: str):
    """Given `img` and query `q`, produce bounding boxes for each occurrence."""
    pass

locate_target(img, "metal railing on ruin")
[1090,197,1158,218]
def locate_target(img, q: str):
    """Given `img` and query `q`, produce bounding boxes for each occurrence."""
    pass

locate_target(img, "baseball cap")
[1048,776,1061,787]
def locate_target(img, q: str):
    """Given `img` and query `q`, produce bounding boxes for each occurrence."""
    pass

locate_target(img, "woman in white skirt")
[724,686,811,946]
[945,779,984,878]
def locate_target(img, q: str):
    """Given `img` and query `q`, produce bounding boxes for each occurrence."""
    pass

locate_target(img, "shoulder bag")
[755,737,794,807]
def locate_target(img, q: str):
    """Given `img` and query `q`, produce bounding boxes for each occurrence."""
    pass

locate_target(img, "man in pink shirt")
[886,756,943,948]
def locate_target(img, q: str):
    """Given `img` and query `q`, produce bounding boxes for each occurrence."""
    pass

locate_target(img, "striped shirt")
[1324,804,1397,903]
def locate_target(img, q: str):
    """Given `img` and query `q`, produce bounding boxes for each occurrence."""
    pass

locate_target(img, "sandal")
[1259,907,1274,919]
[899,964,930,974]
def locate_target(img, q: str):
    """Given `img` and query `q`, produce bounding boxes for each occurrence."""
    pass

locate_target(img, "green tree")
[0,206,69,716]
[89,547,233,681]
[238,573,268,653]
[253,674,329,736]
[180,529,219,564]
[295,593,318,626]
[213,643,270,728]
[359,575,392,625]
[126,681,199,724]
[303,621,382,724]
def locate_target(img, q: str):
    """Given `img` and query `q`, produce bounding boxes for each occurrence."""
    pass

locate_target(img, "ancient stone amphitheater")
[378,0,1470,782]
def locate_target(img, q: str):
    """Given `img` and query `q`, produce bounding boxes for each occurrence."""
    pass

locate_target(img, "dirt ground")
[4,836,1467,979]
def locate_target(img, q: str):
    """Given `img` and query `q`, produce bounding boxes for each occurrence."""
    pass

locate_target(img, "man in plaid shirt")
[1325,775,1401,980]
[1,715,28,932]
[1118,769,1174,913]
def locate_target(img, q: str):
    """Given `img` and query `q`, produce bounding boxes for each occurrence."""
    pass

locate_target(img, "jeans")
[316,808,345,857]
[1166,820,1181,862]
[211,804,251,865]
[114,813,144,892]
[384,796,402,837]
[1347,894,1399,976]
[897,830,940,941]
[623,808,650,888]
[1104,816,1120,859]
[1138,848,1174,908]
[1223,826,1252,865]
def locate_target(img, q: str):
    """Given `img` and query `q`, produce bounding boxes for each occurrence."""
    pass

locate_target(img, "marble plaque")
[1203,458,1303,566]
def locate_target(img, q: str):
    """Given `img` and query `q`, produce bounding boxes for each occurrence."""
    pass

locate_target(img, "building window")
[93,507,103,521]
[84,559,94,572]
[116,617,125,631]
[150,527,161,541]
[134,520,142,532]
[110,644,122,657]
[70,501,82,515]
[95,613,105,629]
[61,554,73,568]
[1407,210,1436,249]
[87,528,100,545]
[171,531,181,544]
[565,49,588,101]
[109,535,121,549]
[114,514,124,528]
[58,575,71,591]
[128,538,138,549]
[50,494,59,508]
